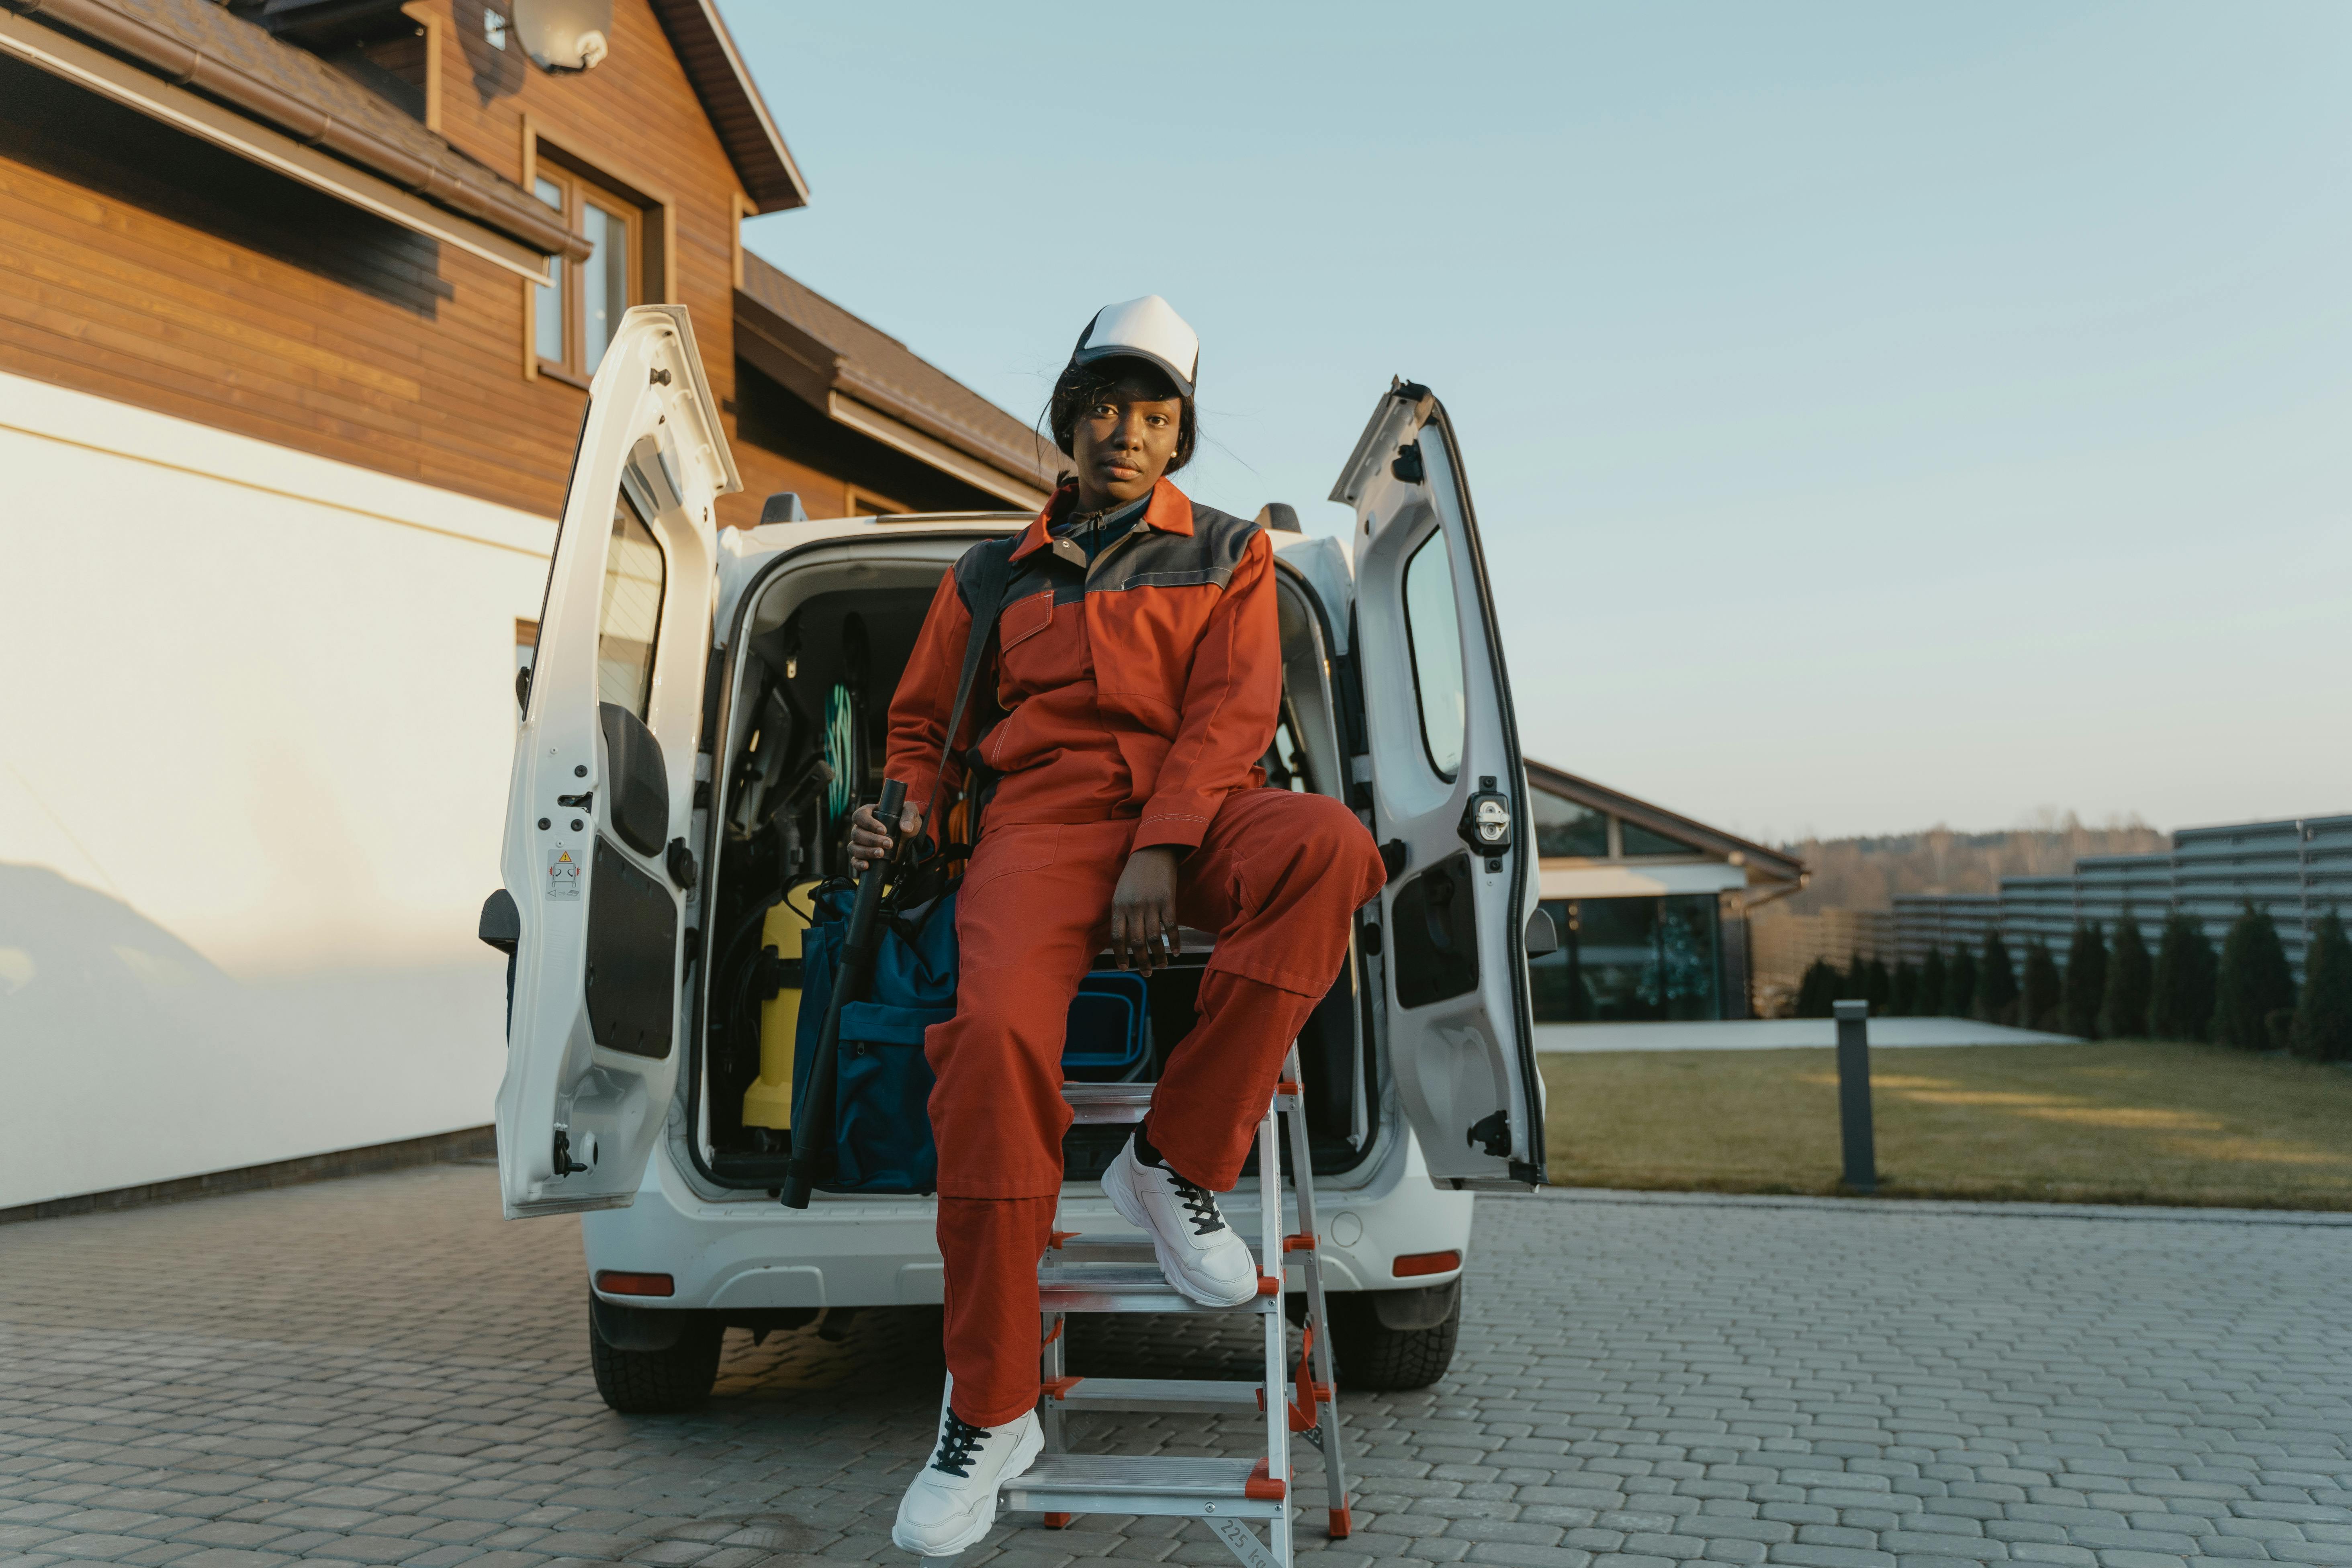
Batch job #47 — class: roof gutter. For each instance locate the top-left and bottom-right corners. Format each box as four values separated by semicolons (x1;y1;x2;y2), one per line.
734;291;1053;509
3;0;589;262
1741;874;1809;913
824;391;1049;512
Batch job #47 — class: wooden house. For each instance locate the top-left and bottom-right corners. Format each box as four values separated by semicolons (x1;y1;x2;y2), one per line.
0;0;1053;1212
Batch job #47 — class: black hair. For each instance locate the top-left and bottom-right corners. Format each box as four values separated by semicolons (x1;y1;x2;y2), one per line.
1045;354;1198;475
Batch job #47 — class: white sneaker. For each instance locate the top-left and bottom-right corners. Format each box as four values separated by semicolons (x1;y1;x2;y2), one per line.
1101;1133;1260;1308
892;1376;1042;1558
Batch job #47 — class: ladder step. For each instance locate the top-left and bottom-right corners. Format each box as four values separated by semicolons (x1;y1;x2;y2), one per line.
1051;1240;1302;1267
1048;1376;1265;1413
1061;1084;1153;1124
1060;1083;1300;1122
1004;1454;1284;1520
1039;1264;1278;1315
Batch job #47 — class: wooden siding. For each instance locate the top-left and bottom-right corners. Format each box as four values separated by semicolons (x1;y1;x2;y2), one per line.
0;0;936;529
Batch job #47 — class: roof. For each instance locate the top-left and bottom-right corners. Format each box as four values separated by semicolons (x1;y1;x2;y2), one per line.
736;253;1061;509
643;0;806;213
1524;758;1808;885
18;0;807;255
19;0;583;258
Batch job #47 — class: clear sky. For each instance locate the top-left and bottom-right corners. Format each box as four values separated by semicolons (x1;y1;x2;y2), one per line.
723;2;2352;844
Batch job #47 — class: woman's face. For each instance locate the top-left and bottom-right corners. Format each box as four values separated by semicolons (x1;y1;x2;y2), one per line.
1070;373;1183;508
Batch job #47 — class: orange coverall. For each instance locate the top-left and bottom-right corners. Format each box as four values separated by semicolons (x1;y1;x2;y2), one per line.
884;477;1385;1427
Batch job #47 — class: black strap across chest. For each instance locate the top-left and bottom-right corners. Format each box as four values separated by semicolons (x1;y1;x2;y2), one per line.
921;536;1015;830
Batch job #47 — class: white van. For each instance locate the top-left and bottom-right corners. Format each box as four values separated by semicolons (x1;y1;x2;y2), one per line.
483;306;1550;1414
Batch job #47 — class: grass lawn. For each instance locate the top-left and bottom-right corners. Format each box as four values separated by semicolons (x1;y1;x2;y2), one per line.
1540;1040;2352;1209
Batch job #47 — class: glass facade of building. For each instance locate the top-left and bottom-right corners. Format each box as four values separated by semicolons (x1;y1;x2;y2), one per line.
1531;894;1723;1022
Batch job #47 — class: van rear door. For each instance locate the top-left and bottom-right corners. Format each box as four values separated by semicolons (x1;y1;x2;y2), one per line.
1332;381;1545;1189
493;305;740;1218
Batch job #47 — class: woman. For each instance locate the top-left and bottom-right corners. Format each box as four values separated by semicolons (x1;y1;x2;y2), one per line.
849;296;1384;1557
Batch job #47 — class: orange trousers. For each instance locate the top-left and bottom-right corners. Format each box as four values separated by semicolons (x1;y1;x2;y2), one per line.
927;787;1384;1427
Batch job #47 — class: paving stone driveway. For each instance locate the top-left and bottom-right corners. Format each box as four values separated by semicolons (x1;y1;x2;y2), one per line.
2;1167;2349;1568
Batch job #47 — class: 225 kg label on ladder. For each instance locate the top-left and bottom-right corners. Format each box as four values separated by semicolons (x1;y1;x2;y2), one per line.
1205;1515;1279;1568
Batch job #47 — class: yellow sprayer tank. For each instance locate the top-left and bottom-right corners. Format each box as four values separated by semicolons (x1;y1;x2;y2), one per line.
739;889;811;1130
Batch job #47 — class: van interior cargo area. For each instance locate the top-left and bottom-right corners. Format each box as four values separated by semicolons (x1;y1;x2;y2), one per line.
691;541;1376;1193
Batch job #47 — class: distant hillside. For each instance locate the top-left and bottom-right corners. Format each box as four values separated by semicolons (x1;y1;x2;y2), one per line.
1779;813;2168;914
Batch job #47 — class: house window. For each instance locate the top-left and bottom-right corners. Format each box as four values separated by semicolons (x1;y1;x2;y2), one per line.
1622;819;1698;857
1531;895;1722;1023
1532;788;1608;858
534;163;641;382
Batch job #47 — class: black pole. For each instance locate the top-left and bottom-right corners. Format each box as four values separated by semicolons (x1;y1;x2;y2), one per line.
779;778;906;1209
1833;998;1875;1192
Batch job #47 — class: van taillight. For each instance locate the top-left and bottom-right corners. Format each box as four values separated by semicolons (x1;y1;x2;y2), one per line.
1391;1250;1461;1278
595;1270;675;1296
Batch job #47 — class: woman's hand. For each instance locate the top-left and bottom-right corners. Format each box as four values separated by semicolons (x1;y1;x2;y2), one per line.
847;799;921;873
1110;846;1183;975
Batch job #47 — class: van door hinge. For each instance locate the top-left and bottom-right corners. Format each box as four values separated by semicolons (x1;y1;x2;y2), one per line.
1467;1110;1509;1157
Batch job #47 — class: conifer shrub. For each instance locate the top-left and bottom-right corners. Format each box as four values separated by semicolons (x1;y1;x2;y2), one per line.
2213;900;2295;1052
1947;945;1977;1019
2021;937;2062;1032
2150;911;2217;1042
1920;945;1948;1018
1889;959;1918;1017
2292;908;2352;1063
1795;958;1838;1018
2098;910;2150;1040
2062;920;2107;1039
1979;931;2020;1025
1864;957;1892;1013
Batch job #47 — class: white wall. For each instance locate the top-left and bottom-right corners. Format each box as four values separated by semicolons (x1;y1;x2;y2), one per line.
0;371;554;1209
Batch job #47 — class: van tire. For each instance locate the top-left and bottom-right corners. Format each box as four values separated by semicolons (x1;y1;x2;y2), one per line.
588;1305;724;1413
1323;1280;1461;1391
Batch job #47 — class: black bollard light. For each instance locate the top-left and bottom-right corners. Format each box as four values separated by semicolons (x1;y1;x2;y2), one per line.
1833;998;1877;1193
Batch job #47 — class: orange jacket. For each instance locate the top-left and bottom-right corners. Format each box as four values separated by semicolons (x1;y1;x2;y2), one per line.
884;478;1279;853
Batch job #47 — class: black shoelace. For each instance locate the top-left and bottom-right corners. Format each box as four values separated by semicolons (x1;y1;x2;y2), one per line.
1167;1169;1227;1237
931;1410;988;1478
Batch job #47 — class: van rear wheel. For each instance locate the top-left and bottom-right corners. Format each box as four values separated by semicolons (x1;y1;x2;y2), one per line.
1323;1279;1461;1391
587;1297;724;1413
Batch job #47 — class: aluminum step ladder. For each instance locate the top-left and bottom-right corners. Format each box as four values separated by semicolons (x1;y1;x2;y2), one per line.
997;1045;1352;1568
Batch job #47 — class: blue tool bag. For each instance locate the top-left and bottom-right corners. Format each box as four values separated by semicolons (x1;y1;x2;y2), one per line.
791;881;955;1194
789;881;1156;1193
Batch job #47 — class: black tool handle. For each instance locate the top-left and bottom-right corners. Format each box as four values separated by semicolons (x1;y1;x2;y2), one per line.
780;778;907;1209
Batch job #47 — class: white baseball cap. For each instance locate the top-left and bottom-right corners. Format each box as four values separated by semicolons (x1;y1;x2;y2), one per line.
1072;295;1199;399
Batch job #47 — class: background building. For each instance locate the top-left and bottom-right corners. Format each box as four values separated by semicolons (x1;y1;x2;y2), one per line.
1524;761;1806;1023
0;0;1052;1212
1894;814;2352;981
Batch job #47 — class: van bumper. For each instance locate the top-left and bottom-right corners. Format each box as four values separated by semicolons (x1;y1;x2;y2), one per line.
582;1125;1474;1312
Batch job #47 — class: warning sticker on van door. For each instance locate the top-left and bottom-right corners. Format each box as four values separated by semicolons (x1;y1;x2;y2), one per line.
546;846;581;900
